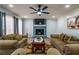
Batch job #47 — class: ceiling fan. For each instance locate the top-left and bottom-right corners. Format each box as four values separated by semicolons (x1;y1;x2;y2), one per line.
29;5;50;16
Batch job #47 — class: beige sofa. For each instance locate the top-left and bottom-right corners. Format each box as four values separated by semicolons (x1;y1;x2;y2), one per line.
50;33;79;54
0;34;27;55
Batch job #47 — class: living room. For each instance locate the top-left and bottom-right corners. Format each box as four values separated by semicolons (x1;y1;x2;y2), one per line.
0;4;79;55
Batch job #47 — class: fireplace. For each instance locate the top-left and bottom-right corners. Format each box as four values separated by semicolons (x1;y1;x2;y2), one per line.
33;18;47;37
33;26;46;37
36;29;44;35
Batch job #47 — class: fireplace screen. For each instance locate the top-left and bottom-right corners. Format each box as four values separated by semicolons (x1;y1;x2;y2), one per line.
35;29;44;35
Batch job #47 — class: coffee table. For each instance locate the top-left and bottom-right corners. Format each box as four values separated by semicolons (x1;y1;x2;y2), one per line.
32;39;45;53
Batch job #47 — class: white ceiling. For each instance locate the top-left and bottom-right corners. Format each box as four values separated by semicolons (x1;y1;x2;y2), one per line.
0;4;79;18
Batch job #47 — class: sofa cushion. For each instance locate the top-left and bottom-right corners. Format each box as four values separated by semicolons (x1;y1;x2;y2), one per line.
14;34;22;41
1;34;23;41
63;35;70;42
66;36;79;44
59;33;65;41
70;36;78;41
51;34;60;39
2;35;14;40
0;40;18;49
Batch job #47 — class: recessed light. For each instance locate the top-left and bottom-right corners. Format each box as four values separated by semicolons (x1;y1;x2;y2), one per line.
8;4;14;8
52;16;56;18
65;5;70;8
22;16;28;18
67;16;72;18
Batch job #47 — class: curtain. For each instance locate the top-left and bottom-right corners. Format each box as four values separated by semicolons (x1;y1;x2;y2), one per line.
14;16;18;34
0;11;6;36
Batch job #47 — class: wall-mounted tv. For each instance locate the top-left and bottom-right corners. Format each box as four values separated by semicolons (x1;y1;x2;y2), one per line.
34;18;46;25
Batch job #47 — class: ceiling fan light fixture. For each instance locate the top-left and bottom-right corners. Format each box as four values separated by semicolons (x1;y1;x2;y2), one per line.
40;9;43;12
52;16;56;18
37;12;42;15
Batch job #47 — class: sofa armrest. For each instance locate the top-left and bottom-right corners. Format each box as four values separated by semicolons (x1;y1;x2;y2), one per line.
64;44;79;55
0;40;18;49
47;48;61;55
17;38;27;48
11;48;27;55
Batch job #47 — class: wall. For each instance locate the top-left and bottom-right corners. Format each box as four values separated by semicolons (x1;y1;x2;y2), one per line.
22;18;57;37
57;8;79;38
47;19;57;37
22;19;33;37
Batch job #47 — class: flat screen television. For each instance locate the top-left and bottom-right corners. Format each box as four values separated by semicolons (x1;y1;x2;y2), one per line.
34;19;46;25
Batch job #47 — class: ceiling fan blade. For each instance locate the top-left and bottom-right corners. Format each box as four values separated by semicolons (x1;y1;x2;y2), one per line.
30;12;37;14
38;5;41;11
29;7;37;11
42;6;48;10
38;5;41;8
42;12;50;14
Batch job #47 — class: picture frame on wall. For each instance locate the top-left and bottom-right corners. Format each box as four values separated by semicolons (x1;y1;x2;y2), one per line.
67;15;79;29
75;15;79;28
